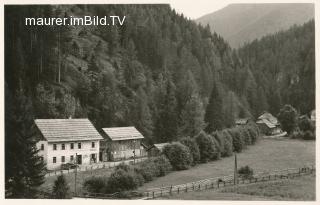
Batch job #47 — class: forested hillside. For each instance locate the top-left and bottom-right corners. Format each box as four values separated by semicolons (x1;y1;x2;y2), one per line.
5;5;315;144
196;3;314;48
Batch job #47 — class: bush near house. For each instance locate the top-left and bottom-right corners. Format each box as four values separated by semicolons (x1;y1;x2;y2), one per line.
179;136;201;165
153;155;172;176
195;131;217;163
163;142;193;170
105;169;142;193
83;176;107;193
52;175;72;199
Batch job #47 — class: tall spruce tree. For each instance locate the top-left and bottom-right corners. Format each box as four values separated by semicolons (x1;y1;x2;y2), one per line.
178;94;205;137
205;82;224;132
5;89;45;198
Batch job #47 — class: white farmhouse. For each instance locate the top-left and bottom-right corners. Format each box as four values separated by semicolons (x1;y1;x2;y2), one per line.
35;118;103;170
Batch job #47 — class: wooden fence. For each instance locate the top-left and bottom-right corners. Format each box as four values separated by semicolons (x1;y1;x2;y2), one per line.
143;164;315;199
45;157;147;177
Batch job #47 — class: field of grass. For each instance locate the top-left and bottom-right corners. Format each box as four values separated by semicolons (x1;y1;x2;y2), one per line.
161;174;315;200
139;138;315;191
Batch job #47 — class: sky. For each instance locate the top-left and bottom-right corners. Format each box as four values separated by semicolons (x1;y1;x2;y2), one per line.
168;0;230;19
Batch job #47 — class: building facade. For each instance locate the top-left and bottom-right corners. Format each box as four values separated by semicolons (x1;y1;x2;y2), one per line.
35;119;103;170
256;112;282;135
101;127;146;161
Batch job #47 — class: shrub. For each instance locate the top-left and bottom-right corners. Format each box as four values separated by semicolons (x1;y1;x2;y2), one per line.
106;169;140;193
290;129;303;139
220;130;233;157
179;136;201;165
229;128;245;152
247;125;259;144
152;155;172;176
115;163;131;172
298;116;313;132
212;131;224;156
303;130;315;140
134;160;158;182
238;165;254;180
195;131;217;162
278;104;298;134
163;142;192;170
210;135;221;160
240;127;252;145
83;176;107;193
52;175;71;199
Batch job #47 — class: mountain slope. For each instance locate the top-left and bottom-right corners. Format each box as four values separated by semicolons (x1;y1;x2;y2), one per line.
196;3;314;48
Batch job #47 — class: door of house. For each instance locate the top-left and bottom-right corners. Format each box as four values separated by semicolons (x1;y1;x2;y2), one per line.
91;153;97;163
77;154;82;165
99;152;102;162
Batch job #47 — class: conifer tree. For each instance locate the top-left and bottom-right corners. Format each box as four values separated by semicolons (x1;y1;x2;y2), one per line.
52;175;71;199
204;82;224;132
5;89;46;198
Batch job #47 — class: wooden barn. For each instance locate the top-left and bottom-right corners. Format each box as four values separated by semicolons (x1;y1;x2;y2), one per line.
147;143;170;157
100;127;146;161
256;112;282;135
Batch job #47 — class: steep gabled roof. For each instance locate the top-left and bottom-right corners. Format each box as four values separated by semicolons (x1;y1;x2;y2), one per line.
102;126;144;141
35;119;103;142
258;112;278;125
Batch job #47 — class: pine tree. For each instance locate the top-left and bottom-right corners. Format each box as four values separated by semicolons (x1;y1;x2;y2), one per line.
133;88;154;142
204;82;224;132
5;89;45;198
52;175;71;199
155;80;179;142
178;94;205;137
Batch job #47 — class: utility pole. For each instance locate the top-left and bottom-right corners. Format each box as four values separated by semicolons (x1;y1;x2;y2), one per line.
74;153;77;196
234;153;238;185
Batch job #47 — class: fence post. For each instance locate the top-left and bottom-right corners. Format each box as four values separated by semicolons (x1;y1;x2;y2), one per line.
193;183;195;190
211;182;214;189
205;184;207;190
185;185;188;192
178;187;180;194
170;185;173;195
152;192;154;199
217;181;220;188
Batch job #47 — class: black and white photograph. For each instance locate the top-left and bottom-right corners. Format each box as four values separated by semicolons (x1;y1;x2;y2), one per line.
3;0;317;201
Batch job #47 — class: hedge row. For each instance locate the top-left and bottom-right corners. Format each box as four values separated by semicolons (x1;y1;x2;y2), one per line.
83;155;172;195
163;123;260;169
83;124;260;196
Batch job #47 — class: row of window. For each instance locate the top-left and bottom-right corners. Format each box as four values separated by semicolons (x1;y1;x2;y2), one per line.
40;142;96;151
52;155;74;163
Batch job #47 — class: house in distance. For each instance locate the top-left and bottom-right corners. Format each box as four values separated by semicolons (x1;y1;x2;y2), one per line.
147;142;170;157
256;112;282;135
101;127;146;161
35;118;103;170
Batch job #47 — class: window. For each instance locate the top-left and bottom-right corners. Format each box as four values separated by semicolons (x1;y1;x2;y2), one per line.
70;143;74;149
61;144;65;150
61;156;65;163
92;142;95;148
70;155;74;162
40;144;44;150
53;157;56;163
53;144;57;150
78;142;81;149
